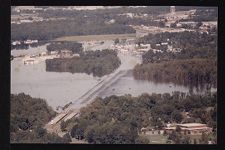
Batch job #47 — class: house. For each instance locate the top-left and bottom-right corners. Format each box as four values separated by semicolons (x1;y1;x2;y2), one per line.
165;22;171;28
40;52;47;56
24;59;36;65
105;19;115;24
24;39;38;44
138;44;151;52
140;127;165;135
152;49;163;53
176;23;182;27
164;123;213;135
178;21;198;28
161;42;168;46
12;41;21;45
20;19;33;23
73;53;80;57
60;49;73;58
50;51;58;55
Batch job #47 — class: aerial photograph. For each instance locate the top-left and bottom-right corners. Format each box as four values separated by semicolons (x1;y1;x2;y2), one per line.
10;6;217;144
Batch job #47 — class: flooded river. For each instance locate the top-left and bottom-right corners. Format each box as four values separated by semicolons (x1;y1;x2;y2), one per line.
11;44;216;110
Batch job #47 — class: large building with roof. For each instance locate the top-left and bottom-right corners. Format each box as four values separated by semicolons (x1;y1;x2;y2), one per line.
164;123;213;135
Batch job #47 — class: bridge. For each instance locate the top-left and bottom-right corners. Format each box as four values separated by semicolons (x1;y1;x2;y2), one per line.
44;50;141;135
44;68;130;134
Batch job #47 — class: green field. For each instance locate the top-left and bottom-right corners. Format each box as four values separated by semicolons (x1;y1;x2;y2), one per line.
140;134;169;144
188;134;202;144
54;33;136;42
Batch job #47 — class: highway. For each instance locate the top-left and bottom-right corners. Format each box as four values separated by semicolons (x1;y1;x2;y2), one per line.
44;52;141;134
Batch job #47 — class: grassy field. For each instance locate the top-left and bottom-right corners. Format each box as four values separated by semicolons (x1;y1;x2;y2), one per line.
188;134;202;144
140;134;169;144
54;33;136;42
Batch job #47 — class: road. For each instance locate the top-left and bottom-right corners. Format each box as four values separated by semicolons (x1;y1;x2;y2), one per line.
44;52;141;134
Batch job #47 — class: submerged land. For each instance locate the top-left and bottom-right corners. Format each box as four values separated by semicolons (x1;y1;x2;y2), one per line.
11;6;217;144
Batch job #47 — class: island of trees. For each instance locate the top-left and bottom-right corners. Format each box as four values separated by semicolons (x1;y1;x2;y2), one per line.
61;92;216;144
46;49;121;77
10;93;71;143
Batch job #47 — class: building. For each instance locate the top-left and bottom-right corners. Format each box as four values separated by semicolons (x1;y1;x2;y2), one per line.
24;39;38;44
178;21;198;28
164;123;213;135
24;59;35;65
161;42;168;46
50;51;58;55
137;44;151;52
105;19;115;24
170;6;175;14
59;49;73;58
12;41;21;45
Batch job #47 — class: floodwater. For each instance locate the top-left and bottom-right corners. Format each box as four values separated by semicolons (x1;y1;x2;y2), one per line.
11;44;217;110
99;70;217;98
11;44;99;110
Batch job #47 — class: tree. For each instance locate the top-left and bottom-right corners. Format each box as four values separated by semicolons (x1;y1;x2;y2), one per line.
196;22;203;28
170;23;177;28
10;93;68;143
180;136;191;144
36;126;47;138
135;136;150;144
199;132;209;144
62;133;72;143
114;38;120;45
60;121;67;131
171;110;183;123
175;126;181;133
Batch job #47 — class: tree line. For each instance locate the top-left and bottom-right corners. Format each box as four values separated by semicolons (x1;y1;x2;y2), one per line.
133;58;217;88
11;19;135;41
138;31;217;53
46;42;83;54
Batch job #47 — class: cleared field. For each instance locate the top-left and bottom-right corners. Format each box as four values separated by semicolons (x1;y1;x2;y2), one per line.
54;33;136;42
140;134;168;144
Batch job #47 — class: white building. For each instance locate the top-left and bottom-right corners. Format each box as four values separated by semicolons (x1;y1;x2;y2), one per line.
24;39;38;44
12;41;21;45
161;42;168;46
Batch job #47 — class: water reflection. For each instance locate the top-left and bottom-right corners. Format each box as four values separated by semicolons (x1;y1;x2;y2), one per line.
99;70;217;98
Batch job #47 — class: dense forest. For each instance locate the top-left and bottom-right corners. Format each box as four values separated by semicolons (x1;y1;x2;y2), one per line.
141;48;217;64
11;20;135;41
10;6;172;41
46;42;83;54
46;49;121;77
35;6;170;19
138;31;217;54
133;59;217;87
63;92;216;144
10;93;71;143
181;8;218;22
134;31;217;87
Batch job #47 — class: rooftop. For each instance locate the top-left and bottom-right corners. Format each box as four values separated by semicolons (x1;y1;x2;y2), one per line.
177;123;207;128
